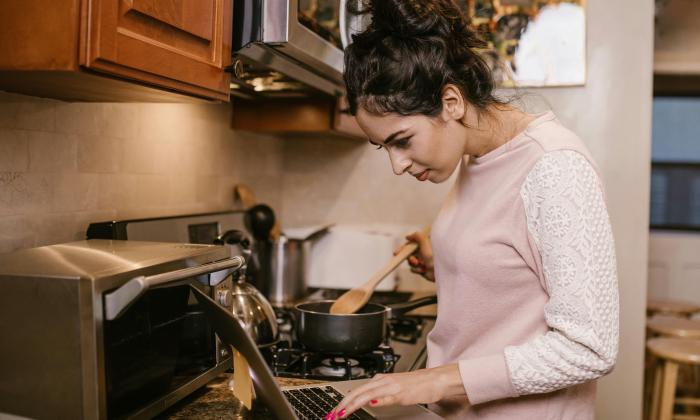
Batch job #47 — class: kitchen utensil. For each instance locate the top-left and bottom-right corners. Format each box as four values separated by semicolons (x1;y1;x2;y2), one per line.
244;204;276;241
296;296;437;354
270;219;282;242
330;226;430;314
230;273;279;346
267;226;330;306
234;184;257;209
214;229;278;346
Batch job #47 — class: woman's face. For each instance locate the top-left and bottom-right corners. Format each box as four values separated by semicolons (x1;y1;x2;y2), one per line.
356;107;467;184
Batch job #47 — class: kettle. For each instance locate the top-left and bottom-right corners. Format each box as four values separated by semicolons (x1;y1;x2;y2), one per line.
214;229;279;347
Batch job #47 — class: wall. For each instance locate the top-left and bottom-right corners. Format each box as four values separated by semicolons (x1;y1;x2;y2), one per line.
0;91;285;253
277;0;654;418
649;231;700;303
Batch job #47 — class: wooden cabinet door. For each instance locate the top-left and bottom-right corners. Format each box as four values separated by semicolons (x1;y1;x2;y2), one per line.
82;0;232;101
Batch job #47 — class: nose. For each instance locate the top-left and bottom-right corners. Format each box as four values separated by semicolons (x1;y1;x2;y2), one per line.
388;149;411;175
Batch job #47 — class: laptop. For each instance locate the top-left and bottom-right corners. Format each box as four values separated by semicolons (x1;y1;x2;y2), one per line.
191;286;443;420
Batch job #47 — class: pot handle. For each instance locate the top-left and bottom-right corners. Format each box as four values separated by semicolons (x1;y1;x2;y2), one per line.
387;295;437;317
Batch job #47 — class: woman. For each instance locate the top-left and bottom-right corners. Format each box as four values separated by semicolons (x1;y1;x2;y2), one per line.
327;1;619;419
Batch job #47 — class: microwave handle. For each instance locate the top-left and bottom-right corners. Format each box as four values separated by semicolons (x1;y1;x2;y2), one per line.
104;256;245;321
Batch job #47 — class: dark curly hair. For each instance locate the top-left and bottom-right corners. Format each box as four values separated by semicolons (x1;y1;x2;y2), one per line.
344;0;503;117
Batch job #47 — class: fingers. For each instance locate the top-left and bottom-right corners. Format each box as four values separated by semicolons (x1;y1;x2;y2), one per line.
405;230;430;249
393;229;431;255
408;255;427;274
328;377;394;419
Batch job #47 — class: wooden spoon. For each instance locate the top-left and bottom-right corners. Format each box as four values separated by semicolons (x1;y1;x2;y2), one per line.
330;227;429;315
234;184;257;209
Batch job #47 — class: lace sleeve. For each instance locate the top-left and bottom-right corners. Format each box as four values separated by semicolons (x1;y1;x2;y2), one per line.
505;150;619;395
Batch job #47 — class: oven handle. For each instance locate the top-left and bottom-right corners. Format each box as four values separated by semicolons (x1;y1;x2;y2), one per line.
104;256;245;321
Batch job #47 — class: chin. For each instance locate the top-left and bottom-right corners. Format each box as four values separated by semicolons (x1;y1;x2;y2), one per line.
429;172;449;184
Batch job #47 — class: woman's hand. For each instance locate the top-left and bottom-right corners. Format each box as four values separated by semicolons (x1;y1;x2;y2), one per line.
325;364;464;419
400;229;435;282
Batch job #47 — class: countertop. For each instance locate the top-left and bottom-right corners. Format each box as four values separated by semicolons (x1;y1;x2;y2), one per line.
157;374;325;419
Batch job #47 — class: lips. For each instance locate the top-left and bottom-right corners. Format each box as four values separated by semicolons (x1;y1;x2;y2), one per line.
414;170;430;181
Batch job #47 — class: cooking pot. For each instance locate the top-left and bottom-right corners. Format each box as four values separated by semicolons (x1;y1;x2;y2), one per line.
268;228;329;306
295;296;437;354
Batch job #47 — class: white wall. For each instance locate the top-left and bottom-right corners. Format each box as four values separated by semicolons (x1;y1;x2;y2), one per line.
649;231;700;303
277;0;654;418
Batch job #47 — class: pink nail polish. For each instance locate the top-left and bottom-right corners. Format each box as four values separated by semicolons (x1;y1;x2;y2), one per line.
338;409;346;418
370;399;378;405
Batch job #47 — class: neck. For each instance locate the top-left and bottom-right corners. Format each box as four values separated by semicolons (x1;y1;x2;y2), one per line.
462;105;533;158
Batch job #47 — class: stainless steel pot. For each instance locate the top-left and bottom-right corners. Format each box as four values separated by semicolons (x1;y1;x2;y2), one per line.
268;228;329;306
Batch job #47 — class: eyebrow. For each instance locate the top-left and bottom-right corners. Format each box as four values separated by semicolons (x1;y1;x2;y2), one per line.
369;129;408;146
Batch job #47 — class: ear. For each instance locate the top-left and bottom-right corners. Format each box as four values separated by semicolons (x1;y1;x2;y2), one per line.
439;84;466;122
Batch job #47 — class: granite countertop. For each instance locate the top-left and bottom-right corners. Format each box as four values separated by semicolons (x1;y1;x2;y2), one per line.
156;374;325;419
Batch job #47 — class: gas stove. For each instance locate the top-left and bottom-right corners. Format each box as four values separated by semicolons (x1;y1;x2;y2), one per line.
265;288;435;381
268;341;398;381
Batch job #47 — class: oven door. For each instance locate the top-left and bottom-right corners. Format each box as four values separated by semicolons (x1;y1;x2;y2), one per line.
102;257;243;420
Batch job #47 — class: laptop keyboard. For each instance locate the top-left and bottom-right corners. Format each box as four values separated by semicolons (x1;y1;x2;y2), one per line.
282;386;376;420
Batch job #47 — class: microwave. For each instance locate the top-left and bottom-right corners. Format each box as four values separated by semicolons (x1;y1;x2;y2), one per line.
231;0;367;97
0;240;244;420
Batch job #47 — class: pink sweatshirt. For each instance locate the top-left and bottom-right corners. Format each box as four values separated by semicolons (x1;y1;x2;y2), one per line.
426;112;619;419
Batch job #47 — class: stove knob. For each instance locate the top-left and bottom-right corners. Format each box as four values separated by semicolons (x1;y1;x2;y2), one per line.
217;289;232;307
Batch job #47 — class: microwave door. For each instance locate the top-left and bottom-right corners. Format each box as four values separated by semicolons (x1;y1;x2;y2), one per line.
264;0;344;83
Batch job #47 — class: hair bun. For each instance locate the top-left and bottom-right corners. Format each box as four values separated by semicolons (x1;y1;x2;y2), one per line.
343;0;499;117
357;0;465;38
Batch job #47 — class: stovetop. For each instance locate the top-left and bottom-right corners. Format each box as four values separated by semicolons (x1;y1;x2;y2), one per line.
265;288;435;381
268;341;399;381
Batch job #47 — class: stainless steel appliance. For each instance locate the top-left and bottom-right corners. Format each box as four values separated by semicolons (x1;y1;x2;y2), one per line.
0;240;244;420
86;210;247;245
87;210;269;298
87;212;436;387
230;0;367;97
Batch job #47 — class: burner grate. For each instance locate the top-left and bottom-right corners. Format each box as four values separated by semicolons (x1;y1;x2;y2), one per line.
389;316;424;344
269;342;400;381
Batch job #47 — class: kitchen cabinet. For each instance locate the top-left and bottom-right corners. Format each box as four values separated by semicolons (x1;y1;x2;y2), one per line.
0;0;232;102
230;97;366;140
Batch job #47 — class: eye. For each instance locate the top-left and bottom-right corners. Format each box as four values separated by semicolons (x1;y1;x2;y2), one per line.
393;137;412;149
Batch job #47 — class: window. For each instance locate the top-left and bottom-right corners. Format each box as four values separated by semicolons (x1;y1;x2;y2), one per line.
650;97;700;230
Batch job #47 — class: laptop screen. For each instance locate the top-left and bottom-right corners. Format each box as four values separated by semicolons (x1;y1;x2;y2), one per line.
191;286;296;420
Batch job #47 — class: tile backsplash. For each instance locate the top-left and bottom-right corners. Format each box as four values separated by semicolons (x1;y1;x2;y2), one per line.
0;92;285;252
0;91;449;255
